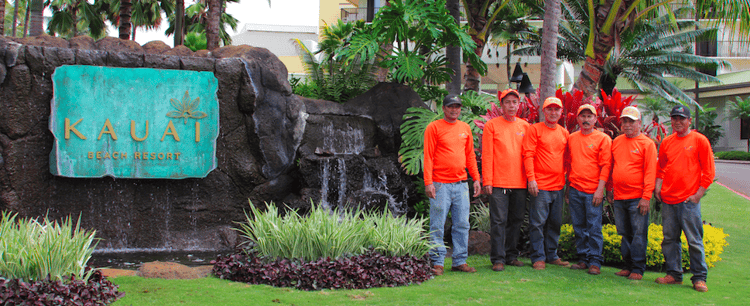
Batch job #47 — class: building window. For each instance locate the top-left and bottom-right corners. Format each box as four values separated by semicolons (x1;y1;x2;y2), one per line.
742;117;749;140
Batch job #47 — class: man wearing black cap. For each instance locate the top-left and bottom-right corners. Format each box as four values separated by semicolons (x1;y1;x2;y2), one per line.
423;95;482;276
654;105;715;292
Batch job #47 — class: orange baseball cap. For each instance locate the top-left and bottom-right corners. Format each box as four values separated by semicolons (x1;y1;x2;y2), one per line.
620;106;641;120
543;97;563;109
577;104;597;116
498;89;520;102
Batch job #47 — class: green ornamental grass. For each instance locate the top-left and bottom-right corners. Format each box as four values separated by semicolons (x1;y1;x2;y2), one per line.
235;201;435;261
0;211;98;283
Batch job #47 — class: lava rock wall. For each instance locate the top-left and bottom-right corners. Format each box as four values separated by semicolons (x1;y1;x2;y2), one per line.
0;35;422;251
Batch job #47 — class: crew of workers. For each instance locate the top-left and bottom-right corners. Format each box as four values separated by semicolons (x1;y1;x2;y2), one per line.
423;91;715;293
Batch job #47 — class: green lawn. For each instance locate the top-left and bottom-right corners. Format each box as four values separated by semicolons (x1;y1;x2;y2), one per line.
111;184;750;305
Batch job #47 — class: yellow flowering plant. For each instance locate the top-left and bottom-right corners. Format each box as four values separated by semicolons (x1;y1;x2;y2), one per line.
559;223;729;269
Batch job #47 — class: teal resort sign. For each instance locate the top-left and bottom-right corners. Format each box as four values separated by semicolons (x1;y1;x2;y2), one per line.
49;65;219;178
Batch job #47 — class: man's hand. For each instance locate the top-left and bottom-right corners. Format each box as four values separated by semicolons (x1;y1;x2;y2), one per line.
638;198;650;215
426;184;436;199
473;180;482;197
483;185;493;195
528;180;539;197
687;187;707;203
654;178;663;202
593;186;605;207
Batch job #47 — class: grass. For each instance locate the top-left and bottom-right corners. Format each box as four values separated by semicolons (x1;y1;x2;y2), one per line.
110;184;750;305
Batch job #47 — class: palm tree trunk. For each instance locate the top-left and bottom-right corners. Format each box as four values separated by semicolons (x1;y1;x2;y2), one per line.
445;0;462;95
22;0;30;37
375;0;392;82
71;5;78;37
12;0;21;37
28;0;44;37
1;0;6;35
572;0;631;99
175;0;184;46
206;0;221;50
119;0;133;39
539;0;561;105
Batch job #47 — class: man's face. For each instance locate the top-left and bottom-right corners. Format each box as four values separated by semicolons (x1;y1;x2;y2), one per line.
621;117;641;137
443;104;462;121
501;95;520;117
577;110;597;132
671;115;691;134
544;106;563;124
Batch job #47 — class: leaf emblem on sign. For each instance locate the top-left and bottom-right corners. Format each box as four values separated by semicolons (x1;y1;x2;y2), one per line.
167;91;208;124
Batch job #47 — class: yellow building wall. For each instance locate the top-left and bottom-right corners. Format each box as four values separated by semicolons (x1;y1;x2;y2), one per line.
279;56;305;75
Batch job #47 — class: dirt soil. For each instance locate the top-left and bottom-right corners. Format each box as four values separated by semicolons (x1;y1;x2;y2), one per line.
100;261;213;279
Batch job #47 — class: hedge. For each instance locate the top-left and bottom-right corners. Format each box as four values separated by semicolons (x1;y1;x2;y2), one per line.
715;151;750;161
559;223;729;269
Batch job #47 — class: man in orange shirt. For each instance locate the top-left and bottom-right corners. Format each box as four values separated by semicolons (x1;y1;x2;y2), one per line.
424;94;482;276
482;89;530;272
566;104;611;275
522;97;570;270
654;105;715;292
607;106;657;281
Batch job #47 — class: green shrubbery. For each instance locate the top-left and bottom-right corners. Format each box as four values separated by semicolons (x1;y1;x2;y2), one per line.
559;223;729;269
235;201;435;261
0;211;97;282
715;150;750;161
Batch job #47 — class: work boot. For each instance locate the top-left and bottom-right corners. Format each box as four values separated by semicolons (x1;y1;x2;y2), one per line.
627;273;643;280
507;259;525;267
451;264;477;273
548;258;570;267
492;263;505;272
693;281;708;292
432;265;444;276
570;262;587;270
615;269;631;277
532;261;546;270
655;274;683;285
587;265;601;275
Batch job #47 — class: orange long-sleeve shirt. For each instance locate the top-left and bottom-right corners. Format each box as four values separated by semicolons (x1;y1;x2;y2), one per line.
611;134;657;200
567;130;611;194
523;122;569;191
423;119;480;185
657;131;715;205
482;116;530;189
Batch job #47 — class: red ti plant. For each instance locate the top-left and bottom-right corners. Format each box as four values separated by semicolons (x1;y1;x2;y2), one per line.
599;88;636;139
643;118;668;147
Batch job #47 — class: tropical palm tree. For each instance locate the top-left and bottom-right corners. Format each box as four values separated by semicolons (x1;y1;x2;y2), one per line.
1;0;6;35
461;0;512;92
47;0;107;38
27;0;44;36
514;2;728;105
488;0;541;82
539;0;562;103
727;95;750;152
165;0;239;46
130;0;173;41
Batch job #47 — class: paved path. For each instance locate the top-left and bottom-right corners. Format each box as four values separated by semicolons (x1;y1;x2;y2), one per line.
714;161;750;198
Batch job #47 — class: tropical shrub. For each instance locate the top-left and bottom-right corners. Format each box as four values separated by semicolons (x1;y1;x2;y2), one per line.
0;211;97;282
559;223;729;269
0;211;123;305
696;105;725;147
715;151;750;161
212;249;432;291
470;201;491;233
234;201;434;261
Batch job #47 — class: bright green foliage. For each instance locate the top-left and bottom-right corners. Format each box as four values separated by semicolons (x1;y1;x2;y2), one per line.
184;31;207;51
559;223;729;269
165;0;239;46
339;0;485;102
235;201;434;261
291;20;377;103
715;150;750;161
47;0;107;38
696;105;724;147
0;211;98;282
398;107;443;176
470;201;490;233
